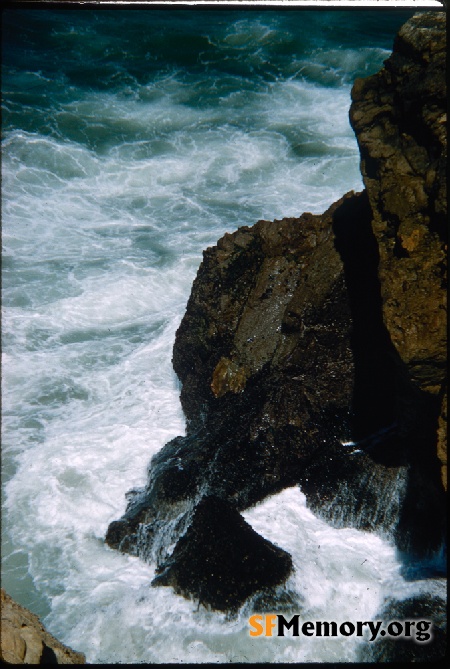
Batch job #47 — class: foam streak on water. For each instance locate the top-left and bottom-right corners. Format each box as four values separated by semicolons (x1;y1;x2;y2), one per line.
2;8;422;663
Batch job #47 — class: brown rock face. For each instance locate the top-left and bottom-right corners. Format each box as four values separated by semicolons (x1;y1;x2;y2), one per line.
106;192;365;597
173;193;357;467
0;589;85;665
350;11;447;487
106;11;446;611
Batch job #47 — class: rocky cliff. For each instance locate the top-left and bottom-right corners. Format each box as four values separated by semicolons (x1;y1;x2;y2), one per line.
0;589;85;665
106;9;446;626
350;10;447;489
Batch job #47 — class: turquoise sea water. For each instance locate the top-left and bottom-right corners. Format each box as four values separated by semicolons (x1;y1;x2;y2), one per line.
4;8;441;663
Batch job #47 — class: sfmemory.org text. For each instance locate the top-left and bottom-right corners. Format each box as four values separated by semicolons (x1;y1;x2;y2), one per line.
248;615;432;642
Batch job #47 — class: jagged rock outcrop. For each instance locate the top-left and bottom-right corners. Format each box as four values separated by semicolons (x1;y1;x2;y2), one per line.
106;192;364;608
106;11;446;615
0;589;85;665
350;10;447;488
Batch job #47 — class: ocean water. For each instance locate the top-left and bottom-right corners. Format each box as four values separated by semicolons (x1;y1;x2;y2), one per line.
2;7;439;663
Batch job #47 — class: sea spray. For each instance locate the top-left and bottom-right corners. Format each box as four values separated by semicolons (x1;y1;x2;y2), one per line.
2;8;425;662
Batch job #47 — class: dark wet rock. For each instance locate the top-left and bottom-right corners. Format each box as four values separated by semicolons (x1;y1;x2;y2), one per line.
172;192;358;505
106;193;359;577
106;12;447;613
357;583;447;663
151;496;292;612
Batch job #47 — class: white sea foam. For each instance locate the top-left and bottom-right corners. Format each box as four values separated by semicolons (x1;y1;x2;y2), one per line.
2;17;415;662
14;486;409;664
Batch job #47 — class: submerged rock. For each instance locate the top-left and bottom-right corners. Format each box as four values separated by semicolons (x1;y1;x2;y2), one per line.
106;11;446;613
0;589;85;665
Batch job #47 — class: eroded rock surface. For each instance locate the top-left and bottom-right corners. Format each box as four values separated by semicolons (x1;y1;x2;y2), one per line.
106;11;446;612
0;589;85;665
350;10;447;487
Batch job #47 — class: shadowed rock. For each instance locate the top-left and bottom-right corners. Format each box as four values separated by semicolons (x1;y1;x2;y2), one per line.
152;496;292;612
